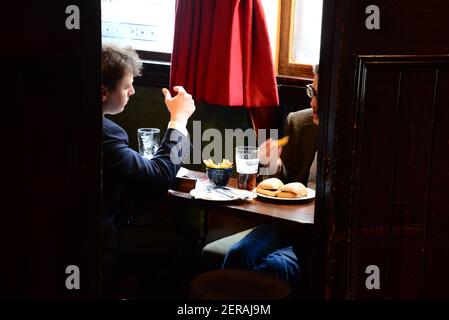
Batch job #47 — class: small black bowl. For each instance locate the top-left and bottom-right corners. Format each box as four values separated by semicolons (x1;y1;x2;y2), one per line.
206;167;233;187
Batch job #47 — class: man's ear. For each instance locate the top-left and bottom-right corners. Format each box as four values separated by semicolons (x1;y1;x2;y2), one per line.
101;85;109;102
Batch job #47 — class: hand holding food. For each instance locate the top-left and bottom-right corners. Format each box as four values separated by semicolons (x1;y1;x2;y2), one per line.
259;137;289;167
277;136;289;147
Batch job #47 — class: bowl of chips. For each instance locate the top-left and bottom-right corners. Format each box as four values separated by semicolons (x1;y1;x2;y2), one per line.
203;159;233;186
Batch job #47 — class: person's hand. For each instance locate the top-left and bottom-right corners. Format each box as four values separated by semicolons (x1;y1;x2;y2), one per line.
259;138;283;175
162;86;195;127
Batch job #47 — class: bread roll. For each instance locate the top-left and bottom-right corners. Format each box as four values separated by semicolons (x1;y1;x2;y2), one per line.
276;191;298;198
279;182;308;197
257;178;284;190
256;187;281;197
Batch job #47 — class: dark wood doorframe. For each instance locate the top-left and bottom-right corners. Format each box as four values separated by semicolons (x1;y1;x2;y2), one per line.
1;1;102;298
307;0;340;299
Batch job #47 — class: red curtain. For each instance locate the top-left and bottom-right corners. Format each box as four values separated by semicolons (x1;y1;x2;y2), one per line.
170;0;279;115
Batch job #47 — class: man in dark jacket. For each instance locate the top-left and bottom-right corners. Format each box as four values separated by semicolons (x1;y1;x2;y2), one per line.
102;43;195;228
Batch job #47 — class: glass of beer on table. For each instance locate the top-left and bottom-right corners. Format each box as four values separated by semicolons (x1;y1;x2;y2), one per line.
235;146;259;191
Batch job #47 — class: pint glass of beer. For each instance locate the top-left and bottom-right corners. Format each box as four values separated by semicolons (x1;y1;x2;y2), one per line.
235;146;259;191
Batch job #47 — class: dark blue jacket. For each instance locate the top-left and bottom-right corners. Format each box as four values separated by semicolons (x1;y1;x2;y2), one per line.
102;117;189;228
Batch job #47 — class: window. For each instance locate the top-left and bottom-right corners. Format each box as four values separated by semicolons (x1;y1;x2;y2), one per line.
101;0;323;81
277;0;323;79
101;0;175;62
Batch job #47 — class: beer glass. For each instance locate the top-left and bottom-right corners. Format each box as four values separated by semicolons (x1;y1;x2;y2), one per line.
235;146;259;191
137;128;160;160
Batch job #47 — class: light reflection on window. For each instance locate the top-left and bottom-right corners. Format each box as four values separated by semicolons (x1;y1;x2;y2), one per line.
292;0;323;65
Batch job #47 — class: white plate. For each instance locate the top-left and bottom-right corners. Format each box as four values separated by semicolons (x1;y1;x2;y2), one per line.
256;188;316;201
189;188;240;201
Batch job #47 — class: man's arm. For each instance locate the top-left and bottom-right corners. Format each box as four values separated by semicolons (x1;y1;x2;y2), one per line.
103;126;189;192
103;84;195;193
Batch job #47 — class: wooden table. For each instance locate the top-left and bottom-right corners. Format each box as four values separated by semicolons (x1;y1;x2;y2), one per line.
167;170;315;227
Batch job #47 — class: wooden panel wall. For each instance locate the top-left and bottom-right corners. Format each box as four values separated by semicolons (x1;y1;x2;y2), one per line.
322;55;449;299
317;0;449;299
348;56;449;299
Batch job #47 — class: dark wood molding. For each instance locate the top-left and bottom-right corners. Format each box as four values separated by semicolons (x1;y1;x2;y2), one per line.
134;61;170;87
276;75;313;87
136;51;171;62
356;54;449;65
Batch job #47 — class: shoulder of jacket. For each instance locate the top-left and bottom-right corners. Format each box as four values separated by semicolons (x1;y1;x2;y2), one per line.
288;108;312;121
286;108;313;128
103;117;127;139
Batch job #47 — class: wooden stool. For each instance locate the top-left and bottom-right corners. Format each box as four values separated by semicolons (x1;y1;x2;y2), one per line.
189;269;291;300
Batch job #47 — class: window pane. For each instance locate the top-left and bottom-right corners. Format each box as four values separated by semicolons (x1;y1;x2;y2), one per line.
101;0;176;53
292;0;323;65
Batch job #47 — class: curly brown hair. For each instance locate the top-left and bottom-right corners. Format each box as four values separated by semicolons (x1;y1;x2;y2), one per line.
102;43;143;90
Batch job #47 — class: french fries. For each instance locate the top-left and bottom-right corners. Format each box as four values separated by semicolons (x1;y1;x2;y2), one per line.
277;136;289;147
203;158;233;169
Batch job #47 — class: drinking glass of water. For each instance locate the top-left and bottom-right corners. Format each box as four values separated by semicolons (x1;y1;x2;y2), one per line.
235;146;259;191
137;128;160;160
